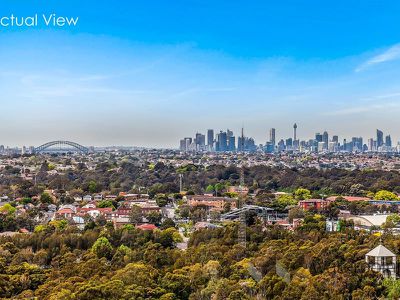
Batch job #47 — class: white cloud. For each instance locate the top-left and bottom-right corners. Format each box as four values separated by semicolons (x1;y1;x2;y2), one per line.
356;44;400;72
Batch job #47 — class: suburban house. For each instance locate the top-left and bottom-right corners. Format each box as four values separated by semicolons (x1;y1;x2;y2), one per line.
186;195;237;211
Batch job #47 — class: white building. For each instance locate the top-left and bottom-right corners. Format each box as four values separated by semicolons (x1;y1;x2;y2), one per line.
365;245;397;279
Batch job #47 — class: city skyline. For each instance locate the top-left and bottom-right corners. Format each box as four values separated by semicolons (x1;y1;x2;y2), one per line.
0;124;398;150
179;125;396;153
2;1;400;147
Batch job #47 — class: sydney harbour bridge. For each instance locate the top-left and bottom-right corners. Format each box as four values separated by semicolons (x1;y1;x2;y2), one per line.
34;141;89;154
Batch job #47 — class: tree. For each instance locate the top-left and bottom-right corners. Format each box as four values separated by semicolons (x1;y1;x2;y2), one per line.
223;202;232;213
178;206;190;219
91;237;113;259
273;194;297;211
210;211;221;222
98;200;115;209
155;194;169;207
161;272;192;299
206;185;215;193
375;190;398;201
88;180;98;193
147;212;162;225
349;184;366;196
288;207;305;223
294;188;311;200
382;214;400;229
0;203;16;215
21;198;32;205
383;279;400;299
129;205;143;224
161;218;176;230
215;183;225;195
40;192;53;204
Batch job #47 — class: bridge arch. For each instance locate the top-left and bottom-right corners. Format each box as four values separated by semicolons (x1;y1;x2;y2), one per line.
34;141;89;154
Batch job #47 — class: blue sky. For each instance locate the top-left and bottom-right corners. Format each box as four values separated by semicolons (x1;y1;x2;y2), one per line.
1;1;400;147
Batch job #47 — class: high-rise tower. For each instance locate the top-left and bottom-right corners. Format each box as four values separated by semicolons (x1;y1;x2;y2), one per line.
322;131;329;150
377;129;384;148
269;128;276;145
293;123;297;141
207;129;214;150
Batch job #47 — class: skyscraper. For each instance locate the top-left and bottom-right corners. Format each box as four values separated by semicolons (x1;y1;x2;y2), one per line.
286;138;293;148
351;137;363;152
227;129;234;151
269;128;276;145
207;129;214;150
179;139;186;151
367;138;374;151
217;131;228;152
229;136;236;151
322;131;329;150
195;133;206;150
385;135;392;147
377;129;384;148
315;133;323;143
180;137;192;151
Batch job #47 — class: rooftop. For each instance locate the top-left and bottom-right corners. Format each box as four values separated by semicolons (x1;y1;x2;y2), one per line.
366;245;396;257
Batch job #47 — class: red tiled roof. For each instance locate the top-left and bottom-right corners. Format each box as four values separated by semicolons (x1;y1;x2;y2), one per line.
56;208;75;214
77;207;112;213
136;224;157;231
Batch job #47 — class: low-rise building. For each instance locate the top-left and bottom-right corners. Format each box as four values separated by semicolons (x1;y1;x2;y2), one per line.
186;195;237;211
298;199;329;210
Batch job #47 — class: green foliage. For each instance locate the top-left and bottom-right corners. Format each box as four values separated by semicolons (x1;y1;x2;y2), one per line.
155;194;169;207
0;219;390;299
382;214;400;229
91;237;113;259
88;180;98;193
49;219;68;231
273;194;298;211
0;203;16;215
383;279;400;299
98;200;115;209
147;212;162;225
129;205;143;224
34;225;46;233
223;202;232;213
206;185;215;192
39;192;52;204
375;190;398;201
122;224;134;230
215;183;225;192
223;192;239;198
161;218;176;230
21;197;33;205
294;188;311;200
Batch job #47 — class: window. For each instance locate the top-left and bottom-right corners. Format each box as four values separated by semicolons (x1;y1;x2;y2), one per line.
367;256;375;265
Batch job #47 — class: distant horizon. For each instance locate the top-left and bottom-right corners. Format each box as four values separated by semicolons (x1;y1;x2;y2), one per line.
0;125;396;149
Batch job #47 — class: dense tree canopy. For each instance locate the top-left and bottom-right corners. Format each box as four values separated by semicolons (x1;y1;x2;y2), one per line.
0;219;395;299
